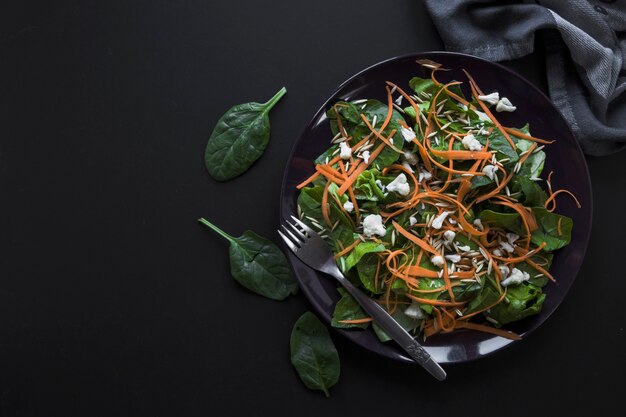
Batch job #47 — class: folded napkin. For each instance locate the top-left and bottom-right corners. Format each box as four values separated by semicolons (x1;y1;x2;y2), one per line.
423;0;626;156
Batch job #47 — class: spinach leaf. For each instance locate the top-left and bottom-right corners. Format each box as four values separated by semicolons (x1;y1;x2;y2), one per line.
354;169;386;201
478;209;524;235
343;242;385;272
198;218;298;300
408;77;437;96
517;139;545;178
331;288;369;329
464;281;502;316
296;185;354;251
204;87;286;181
373;306;422;342
488;283;545;325
356;253;384;294
511;176;548;207
326;99;405;168
530;208;573;251
290;311;340;397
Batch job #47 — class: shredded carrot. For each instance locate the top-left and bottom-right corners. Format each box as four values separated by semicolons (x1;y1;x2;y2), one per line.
336;142;387;196
338;317;373;324
544;189;582;211
454;321;522;340
321;181;332;227
333;238;361;259
503;126;555;144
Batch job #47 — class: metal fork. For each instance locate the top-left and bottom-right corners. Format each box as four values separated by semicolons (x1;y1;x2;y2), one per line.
279;216;446;381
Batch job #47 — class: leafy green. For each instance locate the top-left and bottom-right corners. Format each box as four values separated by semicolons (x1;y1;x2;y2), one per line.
354;169;386;201
296;185;353;251
343;242;385;272
530;207;573;251
478;209;524;235
326;99;405;167
373;305;422;342
204;87;286;181
331;288;369;329
464;278;502;315
356;253;384;294
198;218;297;300
488;283;545;325
511;176;548;207
517;139;545;178
290;311;340;397
409;77;437;96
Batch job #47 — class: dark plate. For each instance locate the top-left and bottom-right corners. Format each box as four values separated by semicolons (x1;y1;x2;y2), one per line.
279;52;592;364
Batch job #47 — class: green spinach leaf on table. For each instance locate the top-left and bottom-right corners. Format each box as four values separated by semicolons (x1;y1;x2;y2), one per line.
198;218;298;300
204;87;286;181
290;311;340;397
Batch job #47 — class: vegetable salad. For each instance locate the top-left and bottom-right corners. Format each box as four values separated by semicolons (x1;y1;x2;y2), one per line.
296;60;579;341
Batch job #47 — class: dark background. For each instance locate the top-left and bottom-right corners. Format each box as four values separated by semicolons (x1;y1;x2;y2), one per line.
0;1;624;416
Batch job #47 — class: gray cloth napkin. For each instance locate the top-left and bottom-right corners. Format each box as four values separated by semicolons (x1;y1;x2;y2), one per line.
423;0;626;156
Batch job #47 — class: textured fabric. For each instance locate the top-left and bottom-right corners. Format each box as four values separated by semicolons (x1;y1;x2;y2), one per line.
423;0;626;156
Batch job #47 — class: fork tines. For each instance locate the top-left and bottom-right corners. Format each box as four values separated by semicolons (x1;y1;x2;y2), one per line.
278;216;313;251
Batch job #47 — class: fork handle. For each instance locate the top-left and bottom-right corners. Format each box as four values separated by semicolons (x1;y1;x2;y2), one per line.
332;272;446;381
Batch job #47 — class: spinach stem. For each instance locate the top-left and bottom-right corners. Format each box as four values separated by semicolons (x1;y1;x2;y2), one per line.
198;218;234;242
262;86;287;113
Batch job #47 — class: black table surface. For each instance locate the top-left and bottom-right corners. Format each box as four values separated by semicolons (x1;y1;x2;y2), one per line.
1;1;624;416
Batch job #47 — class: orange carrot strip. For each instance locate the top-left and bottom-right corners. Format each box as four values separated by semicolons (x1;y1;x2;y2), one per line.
336;142;386;196
503;126;555;144
454;321;521;340
333;238;361;259
405;293;465;307
391;221;438;255
321;181;332;227
338;317;373;324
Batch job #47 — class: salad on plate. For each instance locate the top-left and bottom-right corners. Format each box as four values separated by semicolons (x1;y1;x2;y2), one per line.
295;60;580;342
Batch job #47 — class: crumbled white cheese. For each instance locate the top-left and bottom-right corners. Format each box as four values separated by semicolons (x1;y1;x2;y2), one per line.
462;134;482;151
361;150;370;164
478;92;500;106
409;216;418;226
400;125;417;142
402;162;415;173
457;244;471;252
506;233;519;244
473;109;492;122
395;95;404;106
501;268;530;287
448;218;457;225
500;241;515;253
482;164;498;180
404;300;425;319
473;218;483;230
343;201;354;212
498;265;510;278
430;255;445;267
362;214;386;237
418;169;432;183
339;142;352;160
443;230;456;242
386;174;410;196
496;97;516;112
445;254;461;263
403;151;419;165
375;179;385;192
431;211;450;229
493;248;503;257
